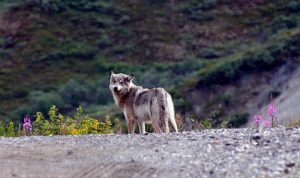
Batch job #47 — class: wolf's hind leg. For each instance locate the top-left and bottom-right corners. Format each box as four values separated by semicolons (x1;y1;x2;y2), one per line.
151;119;163;133
169;116;178;133
159;119;169;133
138;121;145;134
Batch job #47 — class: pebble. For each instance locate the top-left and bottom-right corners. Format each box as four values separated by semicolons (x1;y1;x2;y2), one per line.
0;128;299;178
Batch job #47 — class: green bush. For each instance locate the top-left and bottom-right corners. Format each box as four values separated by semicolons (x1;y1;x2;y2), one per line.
288;119;300;127
96;33;113;48
29;0;125;17
38;43;96;62
58;79;88;107
198;48;222;59
31;105;114;136
0;121;5;136
199;38;293;86
188;10;214;22
200;119;213;129
287;1;300;13
227;113;249;128
95;87;112;105
272;15;299;33
0;0;23;10
29;91;65;115
180;0;216;22
113;118;123;134
6;122;16;137
12;91;64;120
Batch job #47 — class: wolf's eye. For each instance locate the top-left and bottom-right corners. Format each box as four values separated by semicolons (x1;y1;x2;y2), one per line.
112;79;116;83
120;81;124;85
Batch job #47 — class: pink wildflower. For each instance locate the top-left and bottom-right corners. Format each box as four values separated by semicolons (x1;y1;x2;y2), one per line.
267;102;277;117
267;96;278;127
23;115;32;135
264;119;271;128
255;114;262;126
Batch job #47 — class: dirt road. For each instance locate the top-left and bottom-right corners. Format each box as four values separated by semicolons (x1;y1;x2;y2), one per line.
0;128;299;178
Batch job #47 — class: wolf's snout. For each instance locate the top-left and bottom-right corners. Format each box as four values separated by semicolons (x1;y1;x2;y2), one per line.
114;87;118;92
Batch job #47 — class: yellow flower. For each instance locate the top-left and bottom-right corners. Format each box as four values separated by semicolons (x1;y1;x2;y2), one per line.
71;129;79;135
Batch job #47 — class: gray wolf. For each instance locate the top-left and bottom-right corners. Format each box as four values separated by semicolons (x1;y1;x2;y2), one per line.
109;71;178;134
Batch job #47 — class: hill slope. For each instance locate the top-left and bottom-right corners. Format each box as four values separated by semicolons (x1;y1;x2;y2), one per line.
0;0;300;125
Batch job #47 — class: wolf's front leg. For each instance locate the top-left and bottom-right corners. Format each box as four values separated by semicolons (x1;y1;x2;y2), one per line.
127;119;136;134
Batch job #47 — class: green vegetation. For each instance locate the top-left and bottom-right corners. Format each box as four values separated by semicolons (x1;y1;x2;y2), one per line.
0;0;300;128
189;29;300;87
288;119;300;127
227;113;249;128
0;105;119;137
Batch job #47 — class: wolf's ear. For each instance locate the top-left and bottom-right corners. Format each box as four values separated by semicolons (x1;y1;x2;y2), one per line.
111;70;115;75
128;73;134;81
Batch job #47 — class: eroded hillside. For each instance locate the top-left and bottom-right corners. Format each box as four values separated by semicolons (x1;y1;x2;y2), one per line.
0;0;299;126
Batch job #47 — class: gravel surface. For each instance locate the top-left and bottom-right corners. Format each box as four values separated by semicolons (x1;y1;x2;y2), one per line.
0;128;300;178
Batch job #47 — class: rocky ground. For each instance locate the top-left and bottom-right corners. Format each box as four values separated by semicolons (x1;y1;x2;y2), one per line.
0;128;299;178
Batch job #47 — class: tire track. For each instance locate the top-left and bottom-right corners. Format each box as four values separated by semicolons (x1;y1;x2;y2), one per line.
74;160;162;178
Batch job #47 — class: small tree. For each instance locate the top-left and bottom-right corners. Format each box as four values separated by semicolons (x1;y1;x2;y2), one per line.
33;112;44;135
6;122;15;137
0;120;5;136
103;115;113;134
114;118;122;134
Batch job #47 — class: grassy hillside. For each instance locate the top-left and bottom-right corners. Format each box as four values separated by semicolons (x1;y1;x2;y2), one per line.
0;0;300;125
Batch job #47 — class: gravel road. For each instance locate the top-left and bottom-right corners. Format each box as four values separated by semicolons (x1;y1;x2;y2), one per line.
0;128;299;178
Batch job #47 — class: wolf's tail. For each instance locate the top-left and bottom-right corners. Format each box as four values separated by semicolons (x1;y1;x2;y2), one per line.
155;88;178;133
166;93;178;133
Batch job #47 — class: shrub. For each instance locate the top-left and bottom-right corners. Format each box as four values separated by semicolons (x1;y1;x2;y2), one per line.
198;48;222;59
33;112;44;135
208;106;224;127
78;117;100;134
188;10;214;22
29;105;114;136
96;33;112;48
175;113;184;131
287;1;300;13
288;119;300;127
0;120;5;136
58;79;88;107
113;118;123;134
200;119;213;129
272;15;299;33
29;0;119;15
12;105;32;121
101;115;113;134
227;113;249;128
180;0;217;22
6;122;15;137
29;91;65;115
199;44;286;86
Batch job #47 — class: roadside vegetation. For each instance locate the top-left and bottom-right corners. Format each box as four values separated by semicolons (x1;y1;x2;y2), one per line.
0;105;119;137
0;0;300;129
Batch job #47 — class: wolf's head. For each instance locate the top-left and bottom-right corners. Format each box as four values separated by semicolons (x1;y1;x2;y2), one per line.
109;71;134;96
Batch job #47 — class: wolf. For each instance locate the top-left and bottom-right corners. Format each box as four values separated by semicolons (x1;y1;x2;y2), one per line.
109;71;178;134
